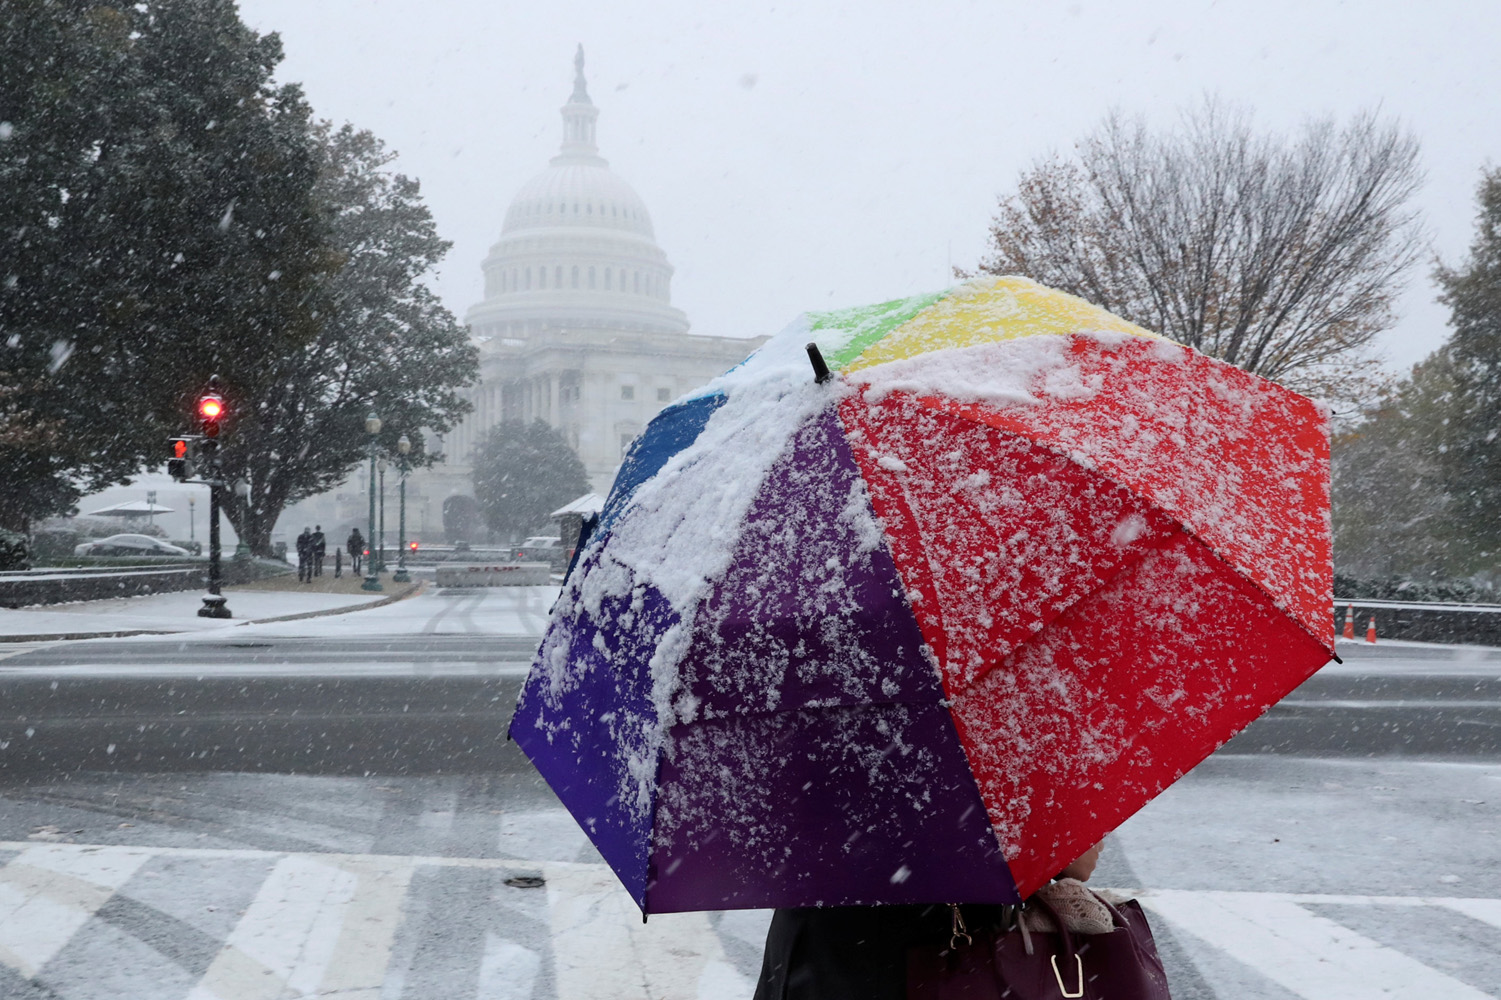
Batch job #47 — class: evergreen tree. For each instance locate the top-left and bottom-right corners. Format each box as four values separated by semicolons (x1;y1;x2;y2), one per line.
472;420;590;542
0;0;328;530
1332;168;1501;580
1431;169;1501;567
217;124;477;554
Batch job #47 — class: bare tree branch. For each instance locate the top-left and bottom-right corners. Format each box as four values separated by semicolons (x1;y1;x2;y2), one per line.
974;100;1426;404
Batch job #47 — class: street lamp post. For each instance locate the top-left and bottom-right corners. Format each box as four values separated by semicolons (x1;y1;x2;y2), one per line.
362;412;383;592
393;434;411;583
377;457;388;572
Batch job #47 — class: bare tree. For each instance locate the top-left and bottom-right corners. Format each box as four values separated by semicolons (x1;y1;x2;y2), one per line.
970;102;1426;402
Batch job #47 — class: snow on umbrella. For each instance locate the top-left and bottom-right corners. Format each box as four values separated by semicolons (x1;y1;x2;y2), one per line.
510;276;1334;914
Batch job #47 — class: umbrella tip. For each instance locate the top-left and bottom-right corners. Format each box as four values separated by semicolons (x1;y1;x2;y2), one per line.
1330;651;1343;664
806;343;832;384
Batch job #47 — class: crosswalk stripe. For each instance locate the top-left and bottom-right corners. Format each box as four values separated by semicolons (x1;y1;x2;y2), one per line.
0;844;150;978
542;862;753;1000
1439;898;1501;933
476;933;541;1000
1141;889;1495;1000
187;855;413;1000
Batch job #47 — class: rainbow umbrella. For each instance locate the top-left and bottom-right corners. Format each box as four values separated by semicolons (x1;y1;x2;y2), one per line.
510;276;1334;913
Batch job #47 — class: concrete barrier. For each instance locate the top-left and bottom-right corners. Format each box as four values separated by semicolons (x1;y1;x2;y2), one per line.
435;563;551;587
0;560;286;608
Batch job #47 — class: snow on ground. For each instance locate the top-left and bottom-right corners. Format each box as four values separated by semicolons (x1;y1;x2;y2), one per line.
1;755;1498;999
0;583;563;643
161;584;562;642
0;587;390;639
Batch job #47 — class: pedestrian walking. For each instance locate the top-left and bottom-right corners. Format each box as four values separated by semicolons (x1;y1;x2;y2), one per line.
347;527;364;576
295;527;313;583
311;525;326;577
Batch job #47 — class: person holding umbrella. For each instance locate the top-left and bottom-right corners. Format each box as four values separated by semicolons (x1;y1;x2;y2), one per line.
753;841;1114;999
509;277;1332;997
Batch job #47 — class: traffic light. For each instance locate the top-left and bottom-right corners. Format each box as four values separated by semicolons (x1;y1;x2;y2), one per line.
168;437;197;481
198;392;225;437
409;541;418;552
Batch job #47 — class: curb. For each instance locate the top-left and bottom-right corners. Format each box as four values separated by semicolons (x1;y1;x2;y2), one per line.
227;579;424;626
0;580;425;644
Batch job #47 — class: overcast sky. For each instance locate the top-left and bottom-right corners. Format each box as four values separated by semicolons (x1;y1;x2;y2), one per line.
236;0;1499;373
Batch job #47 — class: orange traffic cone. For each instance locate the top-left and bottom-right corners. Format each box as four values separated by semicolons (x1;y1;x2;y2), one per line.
1365;616;1377;644
1342;604;1355;640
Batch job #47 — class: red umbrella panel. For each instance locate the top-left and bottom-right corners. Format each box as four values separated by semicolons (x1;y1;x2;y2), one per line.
840;330;1333;896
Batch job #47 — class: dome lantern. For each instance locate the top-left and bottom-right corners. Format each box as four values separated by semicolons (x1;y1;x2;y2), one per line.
558;44;604;166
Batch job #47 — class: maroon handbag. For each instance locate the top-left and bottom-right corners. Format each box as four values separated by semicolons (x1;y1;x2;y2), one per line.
907;892;1171;999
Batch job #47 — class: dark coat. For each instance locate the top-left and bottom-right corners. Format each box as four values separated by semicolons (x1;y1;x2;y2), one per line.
295;531;312;559
311;531;326;557
346;530;363;556
754;904;1014;1000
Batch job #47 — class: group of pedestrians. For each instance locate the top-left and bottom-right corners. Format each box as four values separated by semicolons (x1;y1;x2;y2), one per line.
293;525;370;582
295;525;326;583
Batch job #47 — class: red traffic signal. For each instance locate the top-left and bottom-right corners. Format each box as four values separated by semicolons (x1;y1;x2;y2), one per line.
168;437;196;481
409;541;418;551
198;393;224;437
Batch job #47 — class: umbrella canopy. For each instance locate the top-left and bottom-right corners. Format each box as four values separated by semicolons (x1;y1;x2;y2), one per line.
88;501;175;517
511;276;1333;914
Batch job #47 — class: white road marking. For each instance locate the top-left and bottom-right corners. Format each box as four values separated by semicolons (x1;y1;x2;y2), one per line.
0;642;56;663
1140;889;1496;1000
1;842;1497;1000
1439;898;1501;932
498;809;590;863
188;854;412;1000
542;862;753;1000
0;661;533;679
0;844;150;978
476;933;541;1000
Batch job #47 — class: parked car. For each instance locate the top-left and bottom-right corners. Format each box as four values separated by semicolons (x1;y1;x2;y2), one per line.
513;535;566;569
73;534;193;558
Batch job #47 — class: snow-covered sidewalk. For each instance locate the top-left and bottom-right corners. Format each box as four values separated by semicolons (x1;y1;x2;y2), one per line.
0;586;399;641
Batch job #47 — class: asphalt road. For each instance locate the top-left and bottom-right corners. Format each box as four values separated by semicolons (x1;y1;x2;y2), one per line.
2;635;1498;779
0;636;539;778
1;609;1498;1000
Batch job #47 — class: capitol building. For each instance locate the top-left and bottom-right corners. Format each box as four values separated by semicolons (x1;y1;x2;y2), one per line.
417;49;763;522
296;50;765;544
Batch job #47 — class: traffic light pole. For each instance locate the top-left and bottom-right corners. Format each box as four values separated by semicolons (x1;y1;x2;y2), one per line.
198;477;231;618
194;375;231;619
